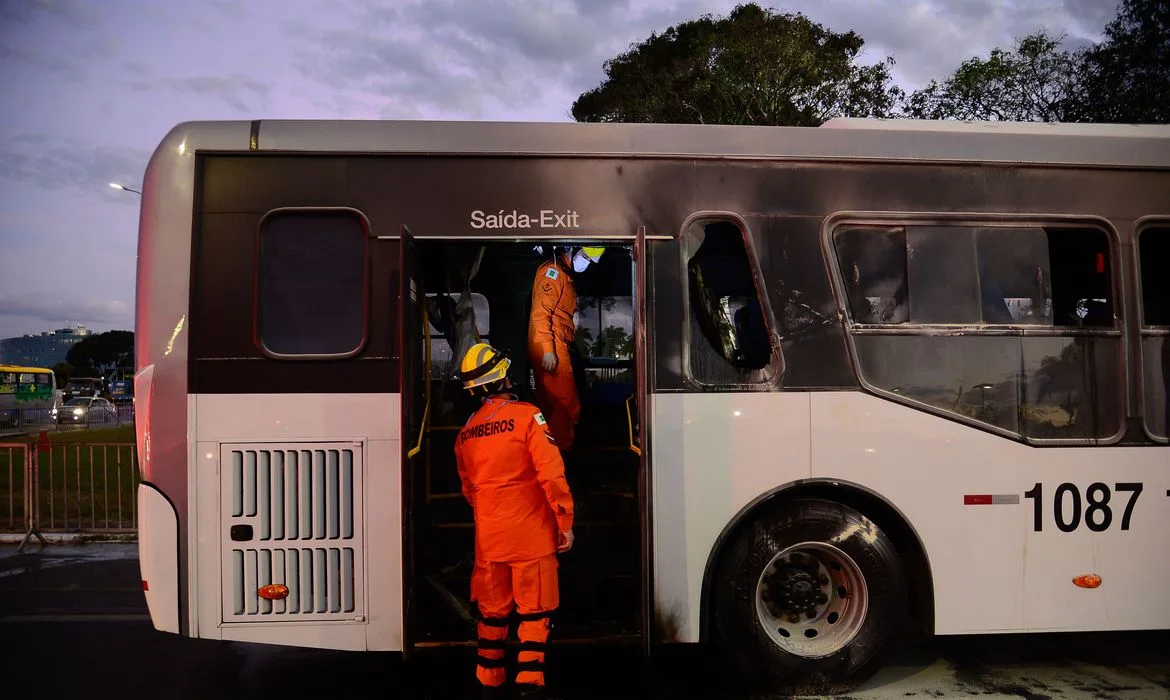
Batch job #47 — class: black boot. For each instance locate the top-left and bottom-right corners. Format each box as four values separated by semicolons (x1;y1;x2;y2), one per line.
516;683;547;700
479;684;508;700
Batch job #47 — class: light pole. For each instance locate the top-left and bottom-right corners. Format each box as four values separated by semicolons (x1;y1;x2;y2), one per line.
109;182;142;195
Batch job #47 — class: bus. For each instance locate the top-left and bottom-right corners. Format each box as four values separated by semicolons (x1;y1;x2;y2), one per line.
108;367;134;404
0;364;57;429
133;117;1170;694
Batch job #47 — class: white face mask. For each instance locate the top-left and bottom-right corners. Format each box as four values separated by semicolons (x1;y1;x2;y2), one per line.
571;250;592;273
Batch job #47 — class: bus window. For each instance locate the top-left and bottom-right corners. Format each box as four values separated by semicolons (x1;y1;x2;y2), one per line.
834;222;1121;442
684;219;777;386
975;227;1053;325
1139;225;1169;440
833;226;908;324
255;209;368;358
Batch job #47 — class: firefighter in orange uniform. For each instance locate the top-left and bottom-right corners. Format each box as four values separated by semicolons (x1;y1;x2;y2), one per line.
454;342;575;700
527;245;605;453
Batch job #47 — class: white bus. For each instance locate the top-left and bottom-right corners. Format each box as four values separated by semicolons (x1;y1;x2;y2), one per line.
133;117;1170;694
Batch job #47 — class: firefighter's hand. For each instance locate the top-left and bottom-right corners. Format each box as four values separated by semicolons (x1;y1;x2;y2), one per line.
542;352;558;373
557;529;574;553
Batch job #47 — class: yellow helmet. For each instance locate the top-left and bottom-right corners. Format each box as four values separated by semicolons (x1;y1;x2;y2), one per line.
459;342;511;391
579;246;605;262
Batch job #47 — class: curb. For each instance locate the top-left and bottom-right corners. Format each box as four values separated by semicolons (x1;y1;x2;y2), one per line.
0;533;137;544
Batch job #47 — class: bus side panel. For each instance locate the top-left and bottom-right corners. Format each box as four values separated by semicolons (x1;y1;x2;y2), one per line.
651;391;812;642
193;393;403;651
136;121;254;637
811;392;1170;634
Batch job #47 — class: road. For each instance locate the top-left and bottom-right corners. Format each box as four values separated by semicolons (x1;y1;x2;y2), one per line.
1;541;1167;699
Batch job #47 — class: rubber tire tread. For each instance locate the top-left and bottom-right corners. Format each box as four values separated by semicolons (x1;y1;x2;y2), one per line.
710;497;908;696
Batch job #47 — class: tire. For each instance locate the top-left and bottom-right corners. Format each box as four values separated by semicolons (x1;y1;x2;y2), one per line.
710;498;907;696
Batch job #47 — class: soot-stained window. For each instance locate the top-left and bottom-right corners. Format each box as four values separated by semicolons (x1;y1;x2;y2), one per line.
833;222;1120;442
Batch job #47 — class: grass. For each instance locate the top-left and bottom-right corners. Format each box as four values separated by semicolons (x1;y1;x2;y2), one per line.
5;424;135;444
0;423;138;532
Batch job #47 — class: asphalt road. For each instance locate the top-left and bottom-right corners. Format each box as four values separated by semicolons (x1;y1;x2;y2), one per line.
1;541;1168;699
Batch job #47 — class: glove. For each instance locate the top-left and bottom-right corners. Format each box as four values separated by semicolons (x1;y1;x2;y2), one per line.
557;529;574;553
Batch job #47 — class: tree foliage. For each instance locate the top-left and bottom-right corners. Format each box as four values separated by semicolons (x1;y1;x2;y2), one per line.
574;0;1168;126
1079;0;1170;123
903;33;1086;122
571;3;904;126
66;330;134;377
907;0;1168;123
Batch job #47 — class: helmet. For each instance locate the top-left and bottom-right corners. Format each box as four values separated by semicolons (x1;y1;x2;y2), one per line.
578;246;605;263
569;245;606;273
459;342;511;391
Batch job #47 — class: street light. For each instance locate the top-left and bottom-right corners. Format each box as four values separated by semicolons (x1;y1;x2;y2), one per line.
109;182;142;195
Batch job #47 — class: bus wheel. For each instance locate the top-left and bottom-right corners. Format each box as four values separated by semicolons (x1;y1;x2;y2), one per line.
710;498;907;696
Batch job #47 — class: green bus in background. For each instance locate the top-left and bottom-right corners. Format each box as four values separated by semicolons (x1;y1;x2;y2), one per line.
0;364;57;429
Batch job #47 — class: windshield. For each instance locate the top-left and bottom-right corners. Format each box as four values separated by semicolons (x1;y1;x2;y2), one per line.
63;397;93;406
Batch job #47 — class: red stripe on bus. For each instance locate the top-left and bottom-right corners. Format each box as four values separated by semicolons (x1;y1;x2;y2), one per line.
964;495;993;505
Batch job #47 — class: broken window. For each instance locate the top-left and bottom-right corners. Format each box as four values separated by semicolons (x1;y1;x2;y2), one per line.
684;219;778;387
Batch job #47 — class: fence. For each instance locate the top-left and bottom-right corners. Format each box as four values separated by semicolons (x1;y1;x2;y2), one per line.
1;440;140;542
0;403;136;434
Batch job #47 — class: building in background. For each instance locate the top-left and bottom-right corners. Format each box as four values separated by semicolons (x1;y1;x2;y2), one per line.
0;325;92;366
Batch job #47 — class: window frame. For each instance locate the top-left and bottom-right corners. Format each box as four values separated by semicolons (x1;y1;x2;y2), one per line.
679;211;784;391
1134;217;1169;444
252;206;372;361
823;211;1127;446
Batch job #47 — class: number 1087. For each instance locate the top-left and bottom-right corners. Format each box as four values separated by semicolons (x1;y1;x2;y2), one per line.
1023;482;1143;533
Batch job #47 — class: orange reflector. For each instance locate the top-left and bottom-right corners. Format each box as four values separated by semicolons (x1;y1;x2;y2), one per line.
258;583;290;600
1073;574;1102;589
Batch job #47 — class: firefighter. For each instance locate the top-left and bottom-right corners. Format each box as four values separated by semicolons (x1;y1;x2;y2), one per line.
454;342;575;699
526;245;605;453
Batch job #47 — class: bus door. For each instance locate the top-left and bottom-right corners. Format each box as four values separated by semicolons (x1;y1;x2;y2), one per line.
632;225;652;656
398;224;428;656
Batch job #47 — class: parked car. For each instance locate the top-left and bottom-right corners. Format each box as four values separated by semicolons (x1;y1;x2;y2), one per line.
53;396;117;425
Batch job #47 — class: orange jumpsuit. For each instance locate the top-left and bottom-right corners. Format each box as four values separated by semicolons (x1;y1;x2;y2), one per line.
527;255;581;452
454;394;575;689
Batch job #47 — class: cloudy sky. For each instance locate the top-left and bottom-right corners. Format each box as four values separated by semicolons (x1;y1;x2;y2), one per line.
0;0;1119;342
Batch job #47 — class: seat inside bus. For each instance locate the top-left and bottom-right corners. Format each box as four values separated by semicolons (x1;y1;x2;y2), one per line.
407;240;641;645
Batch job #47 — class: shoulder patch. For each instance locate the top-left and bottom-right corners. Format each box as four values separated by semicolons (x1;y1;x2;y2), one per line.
545;268;559;280
533;412;546;426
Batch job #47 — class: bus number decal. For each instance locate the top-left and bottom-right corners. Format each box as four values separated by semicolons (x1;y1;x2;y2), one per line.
1022;482;1143;533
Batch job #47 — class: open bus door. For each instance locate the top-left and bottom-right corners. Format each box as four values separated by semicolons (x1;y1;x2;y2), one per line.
399;224;429;658
631;225;652;658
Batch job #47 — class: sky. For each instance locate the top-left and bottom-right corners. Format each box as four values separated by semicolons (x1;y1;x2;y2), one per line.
0;0;1121;342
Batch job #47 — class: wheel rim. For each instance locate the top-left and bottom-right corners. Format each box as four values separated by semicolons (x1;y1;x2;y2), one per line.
754;540;868;658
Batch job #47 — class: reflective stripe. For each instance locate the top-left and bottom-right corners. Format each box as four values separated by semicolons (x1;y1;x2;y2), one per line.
477;654;507;669
477;614;510;627
516;660;544;671
477;638;507;650
517;640;547;652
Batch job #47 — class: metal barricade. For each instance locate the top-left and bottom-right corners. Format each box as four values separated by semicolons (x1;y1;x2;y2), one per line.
1;433;139;546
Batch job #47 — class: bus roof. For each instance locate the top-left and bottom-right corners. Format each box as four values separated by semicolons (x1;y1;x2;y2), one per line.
819;117;1170;138
162;117;1170;170
0;365;53;372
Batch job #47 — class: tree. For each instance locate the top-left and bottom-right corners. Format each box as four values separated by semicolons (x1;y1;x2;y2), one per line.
591;326;634;359
1080;0;1170;123
66;330;134;377
903;32;1086;122
50;362;76;384
571;3;904;126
